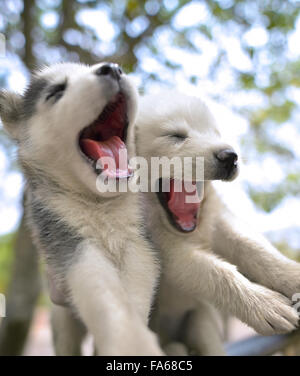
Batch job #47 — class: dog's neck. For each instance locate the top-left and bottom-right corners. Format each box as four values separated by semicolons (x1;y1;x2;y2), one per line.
25;164;137;219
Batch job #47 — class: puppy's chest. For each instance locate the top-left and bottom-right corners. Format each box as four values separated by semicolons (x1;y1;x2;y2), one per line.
76;203;160;313
67;203;138;249
48;193;156;266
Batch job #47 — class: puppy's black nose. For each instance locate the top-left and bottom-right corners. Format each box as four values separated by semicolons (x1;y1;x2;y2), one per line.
216;149;238;177
216;149;238;165
95;63;123;81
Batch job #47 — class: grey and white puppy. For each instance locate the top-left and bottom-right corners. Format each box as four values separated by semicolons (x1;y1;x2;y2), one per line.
135;91;300;355
0;62;163;356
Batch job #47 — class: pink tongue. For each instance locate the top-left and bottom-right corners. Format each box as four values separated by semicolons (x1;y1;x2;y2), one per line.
80;136;132;179
167;180;201;232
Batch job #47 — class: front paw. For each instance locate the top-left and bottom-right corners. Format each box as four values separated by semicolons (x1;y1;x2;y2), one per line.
247;285;299;336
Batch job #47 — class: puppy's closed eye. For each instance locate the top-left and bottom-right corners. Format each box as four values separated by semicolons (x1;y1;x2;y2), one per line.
46;82;67;103
167;133;188;142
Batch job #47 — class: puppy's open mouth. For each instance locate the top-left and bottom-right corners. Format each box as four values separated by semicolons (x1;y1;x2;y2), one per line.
79;93;132;179
157;179;203;233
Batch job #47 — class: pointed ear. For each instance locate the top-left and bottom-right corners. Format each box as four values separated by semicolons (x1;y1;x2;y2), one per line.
0;90;23;140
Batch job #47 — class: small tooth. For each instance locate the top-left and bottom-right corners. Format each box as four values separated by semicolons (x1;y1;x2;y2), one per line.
94;165;103;174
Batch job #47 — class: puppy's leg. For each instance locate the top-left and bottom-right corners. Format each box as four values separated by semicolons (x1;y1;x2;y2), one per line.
182;302;225;356
66;242;163;356
167;250;298;336
213;210;300;299
51;304;86;356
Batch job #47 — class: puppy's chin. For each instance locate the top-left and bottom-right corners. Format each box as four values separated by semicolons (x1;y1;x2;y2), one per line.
222;165;240;182
160;210;195;236
75;172;125;198
205;166;239;182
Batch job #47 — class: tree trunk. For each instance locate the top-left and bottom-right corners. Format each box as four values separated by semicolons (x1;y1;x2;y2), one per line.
0;0;41;355
0;211;41;356
22;0;35;70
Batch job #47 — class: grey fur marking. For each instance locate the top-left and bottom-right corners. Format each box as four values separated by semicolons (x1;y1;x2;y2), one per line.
0;90;23;124
30;198;83;274
22;77;48;119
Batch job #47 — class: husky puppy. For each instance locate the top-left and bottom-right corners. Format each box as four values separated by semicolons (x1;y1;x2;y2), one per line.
135;91;300;355
0;62;163;356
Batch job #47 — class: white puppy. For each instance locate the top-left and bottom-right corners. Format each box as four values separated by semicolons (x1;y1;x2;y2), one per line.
135;91;300;355
0;63;163;356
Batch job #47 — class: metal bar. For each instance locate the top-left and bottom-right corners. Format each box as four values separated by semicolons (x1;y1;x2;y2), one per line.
226;330;300;356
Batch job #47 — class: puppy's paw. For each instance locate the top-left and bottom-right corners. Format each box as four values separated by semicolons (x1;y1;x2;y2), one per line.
247;285;299;336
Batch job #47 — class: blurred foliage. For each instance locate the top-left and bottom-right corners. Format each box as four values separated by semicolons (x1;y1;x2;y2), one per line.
0;0;300;212
248;172;300;212
0;234;15;291
0;232;47;305
276;241;300;262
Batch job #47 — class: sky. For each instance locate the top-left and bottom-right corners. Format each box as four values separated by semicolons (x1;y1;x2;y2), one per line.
0;1;299;249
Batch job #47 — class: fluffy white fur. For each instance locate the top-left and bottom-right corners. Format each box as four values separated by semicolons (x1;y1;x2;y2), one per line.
135;91;300;355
